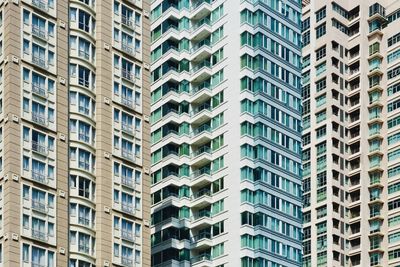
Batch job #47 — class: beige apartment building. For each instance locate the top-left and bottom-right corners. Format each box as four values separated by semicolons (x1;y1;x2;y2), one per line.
0;0;150;266
302;0;400;266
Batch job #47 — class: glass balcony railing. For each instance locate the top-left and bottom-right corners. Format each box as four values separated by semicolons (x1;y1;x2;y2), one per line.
78;50;90;61
191;254;211;264
192;146;211;158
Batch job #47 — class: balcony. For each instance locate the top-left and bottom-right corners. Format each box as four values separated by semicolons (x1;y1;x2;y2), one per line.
31;200;47;213
121;96;135;109
78;216;90;227
121;15;135;29
78;244;90;254
32;141;48;155
31;229;47;242
121;175;135;189
32;25;47;40
78;50;90;61
121;257;134;267
191;60;211;81
32;0;48;12
191;82;212;102
191;254;211;266
31;170;47;184
122;42;135;56
192;124;212;143
191;18;211;41
121;203;135;215
78;161;90;172
191;146;211;166
32;113;47;127
122;69;135;82
122;149;134;161
191;210;212;229
192;188;212;205
79;133;90;144
121;123;134;135
192;232;211;245
191;103;212;124
121;230;134;242
32;56;48;69
32;84;47;98
191;167;212;187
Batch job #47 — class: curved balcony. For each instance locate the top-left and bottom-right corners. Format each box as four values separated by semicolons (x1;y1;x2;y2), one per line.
121;202;135;215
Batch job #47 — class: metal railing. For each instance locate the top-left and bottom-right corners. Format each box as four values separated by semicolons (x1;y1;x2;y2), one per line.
32;84;47;98
32;25;47;40
32;56;47;69
32;170;47;184
32;0;48;11
32;200;47;213
32;141;48;155
32;229;47;241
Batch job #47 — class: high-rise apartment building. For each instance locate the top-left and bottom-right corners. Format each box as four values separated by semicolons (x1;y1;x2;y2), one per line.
0;0;150;266
302;0;400;266
150;0;303;266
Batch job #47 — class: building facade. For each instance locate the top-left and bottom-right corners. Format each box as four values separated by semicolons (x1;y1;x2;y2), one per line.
0;0;151;266
302;0;400;266
150;0;303;266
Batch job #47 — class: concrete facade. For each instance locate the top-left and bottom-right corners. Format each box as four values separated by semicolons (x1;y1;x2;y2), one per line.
0;0;151;266
302;0;400;266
